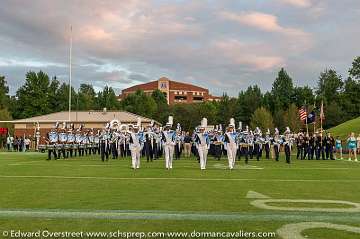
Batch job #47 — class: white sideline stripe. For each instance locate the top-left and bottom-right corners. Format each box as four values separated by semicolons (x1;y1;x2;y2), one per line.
7;161;45;166
4;164;360;170
5;164;263;170
0;209;359;222
0;175;359;182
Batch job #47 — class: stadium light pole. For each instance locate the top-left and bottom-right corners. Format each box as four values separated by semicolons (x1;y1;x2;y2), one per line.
68;25;73;121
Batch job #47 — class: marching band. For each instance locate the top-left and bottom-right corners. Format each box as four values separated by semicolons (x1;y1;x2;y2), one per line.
39;115;301;168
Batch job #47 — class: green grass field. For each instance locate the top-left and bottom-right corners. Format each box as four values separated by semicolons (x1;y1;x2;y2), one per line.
0;152;359;239
328;116;360;139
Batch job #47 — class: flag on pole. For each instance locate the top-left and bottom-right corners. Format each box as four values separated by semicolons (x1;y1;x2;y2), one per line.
306;111;316;124
320;100;325;120
298;107;307;121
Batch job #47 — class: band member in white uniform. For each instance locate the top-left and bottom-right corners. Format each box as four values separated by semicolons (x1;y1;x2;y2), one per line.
129;118;144;169
47;122;59;160
223;118;238;169
194;118;210;170
161;116;176;170
58;122;68;159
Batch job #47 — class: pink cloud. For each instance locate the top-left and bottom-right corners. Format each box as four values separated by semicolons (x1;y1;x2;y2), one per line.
218;11;313;52
81;26;113;41
278;0;312;8
212;39;285;70
219;11;282;32
219;11;308;37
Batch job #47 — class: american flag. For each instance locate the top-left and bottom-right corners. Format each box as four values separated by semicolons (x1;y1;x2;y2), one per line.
299;107;307;121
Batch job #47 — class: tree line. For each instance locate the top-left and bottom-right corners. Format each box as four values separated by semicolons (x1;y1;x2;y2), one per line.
0;56;360;133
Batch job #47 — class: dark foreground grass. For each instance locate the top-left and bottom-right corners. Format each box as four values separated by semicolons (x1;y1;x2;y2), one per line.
0;152;359;238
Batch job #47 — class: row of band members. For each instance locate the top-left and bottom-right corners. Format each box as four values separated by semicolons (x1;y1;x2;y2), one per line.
44;117;358;167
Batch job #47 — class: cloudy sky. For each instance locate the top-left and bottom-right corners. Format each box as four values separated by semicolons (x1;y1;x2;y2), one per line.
1;0;359;96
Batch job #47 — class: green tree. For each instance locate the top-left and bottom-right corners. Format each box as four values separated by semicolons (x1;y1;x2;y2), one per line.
273;109;286;131
292;86;314;107
196;102;218;125
271;68;294;111
171;104;197;131
78;84;96;110
349;56;360;79
216;94;237;126
316;69;343;103
262;92;274;112
340;78;360;120
56;83;77;112
250;107;274;132
235;85;263;125
47;77;60;110
0;108;12;147
14;71;52;119
0;76;10;109
283;104;303;132
151;89;169;124
96;86;120;110
324;101;345;128
121;90;157;118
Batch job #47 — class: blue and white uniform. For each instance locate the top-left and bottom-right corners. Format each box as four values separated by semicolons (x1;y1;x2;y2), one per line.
335;139;342;150
194;132;210;170
129;130;144;169
224;131;238;169
161;129;176;169
347;137;357;150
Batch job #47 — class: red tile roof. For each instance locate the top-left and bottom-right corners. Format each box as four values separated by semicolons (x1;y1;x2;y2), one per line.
122;77;208;93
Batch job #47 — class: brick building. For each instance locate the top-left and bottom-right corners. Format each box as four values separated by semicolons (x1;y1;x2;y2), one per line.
118;77;221;104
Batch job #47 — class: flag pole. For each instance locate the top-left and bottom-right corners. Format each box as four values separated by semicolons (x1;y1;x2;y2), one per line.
313;97;316;135
305;100;309;135
68;25;72;122
320;100;323;135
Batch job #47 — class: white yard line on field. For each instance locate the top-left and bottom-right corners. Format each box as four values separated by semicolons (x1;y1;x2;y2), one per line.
0;175;359;182
0;208;359;222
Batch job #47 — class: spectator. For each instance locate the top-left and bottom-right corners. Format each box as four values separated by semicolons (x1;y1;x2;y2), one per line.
25;137;31;151
6;135;12;151
183;132;192;157
13;137;18;151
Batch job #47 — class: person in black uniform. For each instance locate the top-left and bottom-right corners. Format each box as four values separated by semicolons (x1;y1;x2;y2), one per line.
264;129;271;160
212;129;223;161
324;132;335;160
183;131;192;158
296;131;305;160
248;130;254;159
272;128;281;162
191;130;200;162
283;127;293;164
108;120;119;159
315;132;325;160
253;127;263;161
144;126;154;162
240;126;250;164
174;124;182;160
303;133;309;160
308;133;315;160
